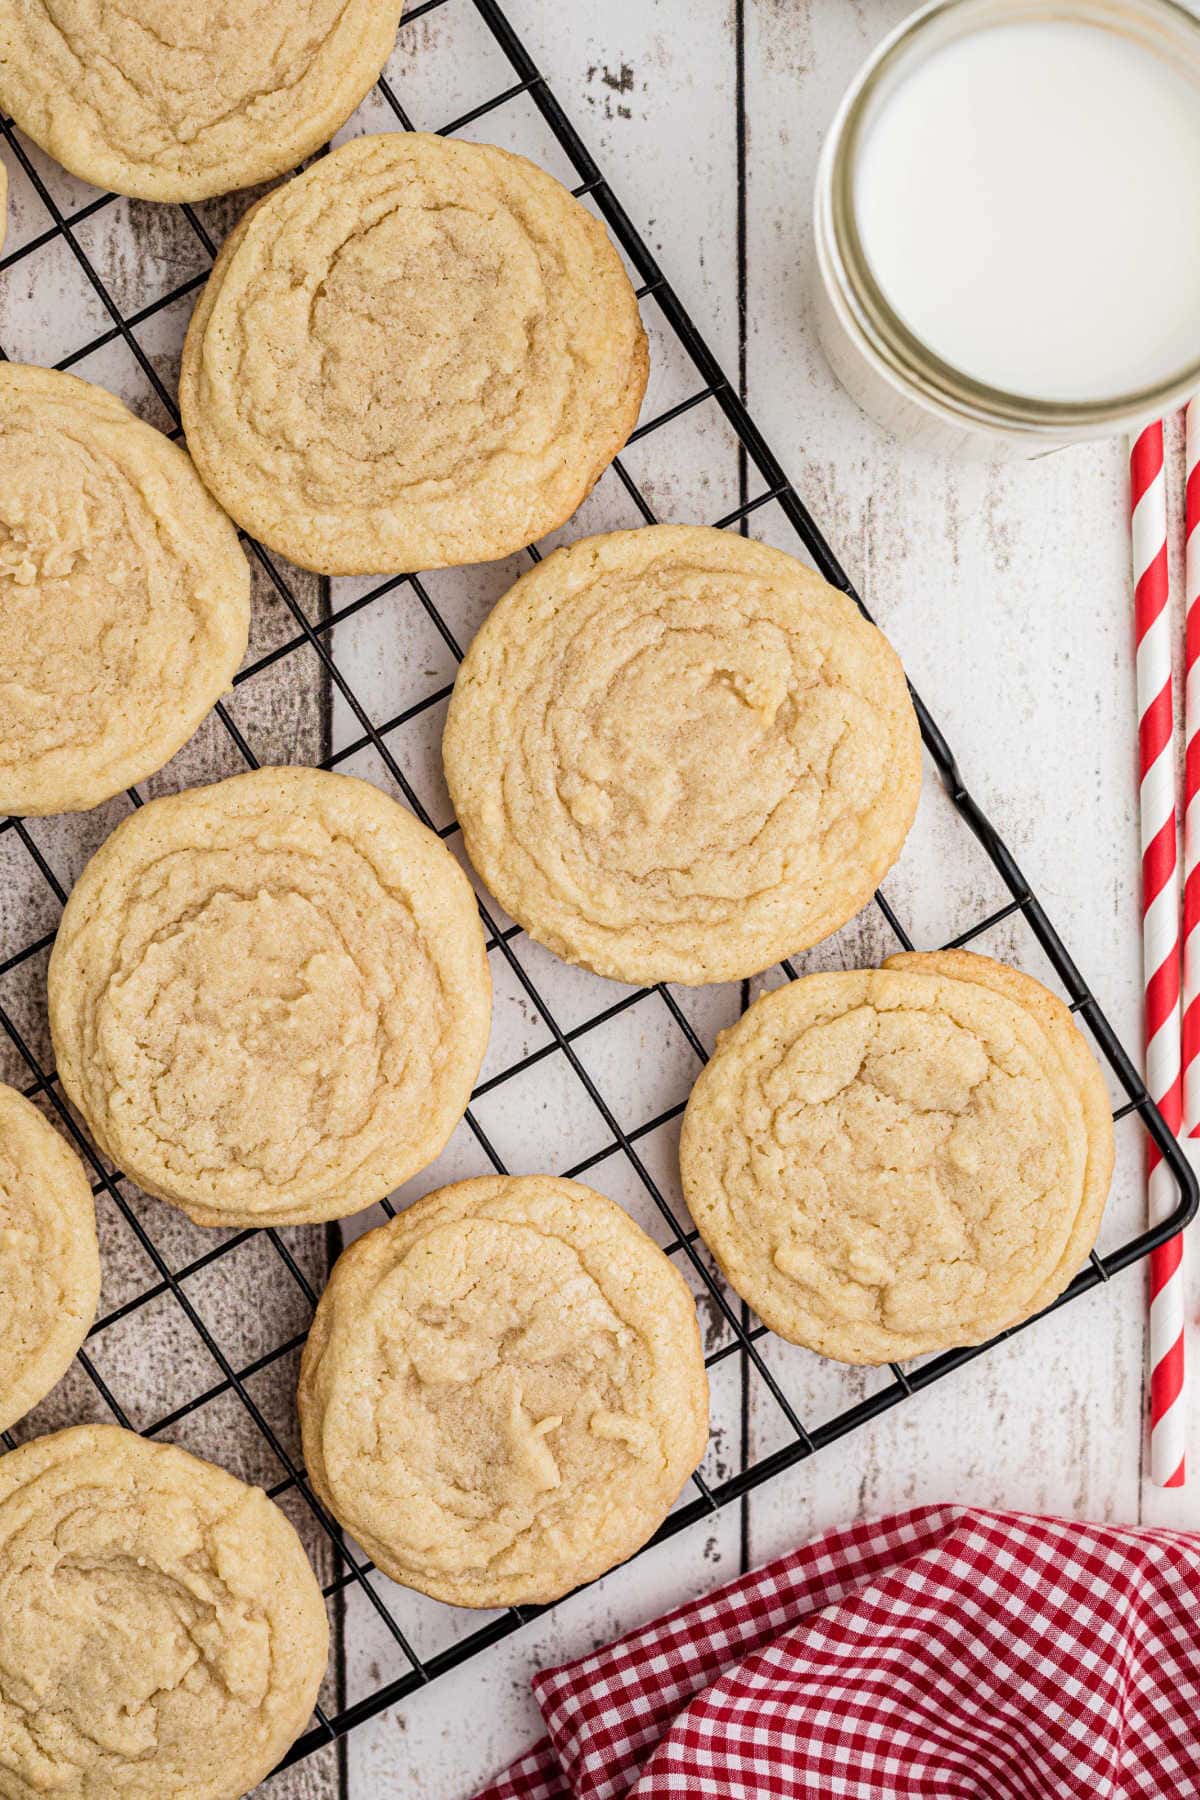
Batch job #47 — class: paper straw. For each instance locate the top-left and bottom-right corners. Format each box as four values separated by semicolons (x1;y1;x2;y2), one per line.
1182;399;1200;1146
1132;418;1186;1488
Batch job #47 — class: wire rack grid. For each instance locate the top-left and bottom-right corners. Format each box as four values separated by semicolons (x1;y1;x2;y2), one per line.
0;0;1195;1783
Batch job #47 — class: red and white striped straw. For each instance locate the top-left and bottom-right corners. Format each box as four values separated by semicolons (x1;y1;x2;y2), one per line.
1182;400;1200;1147
1175;395;1200;1460
1131;418;1185;1489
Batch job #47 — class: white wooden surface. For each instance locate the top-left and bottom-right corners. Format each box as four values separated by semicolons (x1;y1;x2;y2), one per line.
332;3;1200;1793
3;4;1197;1797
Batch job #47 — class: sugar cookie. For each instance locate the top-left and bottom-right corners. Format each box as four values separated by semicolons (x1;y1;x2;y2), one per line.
444;524;921;984
49;767;491;1227
0;364;249;816
679;950;1114;1361
0;1084;99;1435
0;1424;328;1798
299;1175;709;1606
180;133;648;573
0;1;404;200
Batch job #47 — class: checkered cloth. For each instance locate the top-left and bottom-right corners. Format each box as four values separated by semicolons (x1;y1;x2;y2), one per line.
474;1503;1200;1799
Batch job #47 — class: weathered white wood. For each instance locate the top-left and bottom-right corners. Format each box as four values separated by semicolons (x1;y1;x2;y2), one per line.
336;3;1195;1792
329;6;748;1792
3;1;1191;1795
0;107;343;1800
741;0;1199;1546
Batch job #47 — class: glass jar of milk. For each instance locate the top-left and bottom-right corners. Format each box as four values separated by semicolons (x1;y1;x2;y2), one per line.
813;0;1200;458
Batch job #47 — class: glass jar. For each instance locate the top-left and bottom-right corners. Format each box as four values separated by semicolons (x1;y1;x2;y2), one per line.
813;0;1200;458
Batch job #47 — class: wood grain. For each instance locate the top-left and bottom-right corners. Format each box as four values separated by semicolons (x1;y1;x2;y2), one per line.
0;127;342;1799
3;3;1191;1796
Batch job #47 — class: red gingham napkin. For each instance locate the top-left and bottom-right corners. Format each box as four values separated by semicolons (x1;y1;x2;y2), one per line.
474;1504;1200;1799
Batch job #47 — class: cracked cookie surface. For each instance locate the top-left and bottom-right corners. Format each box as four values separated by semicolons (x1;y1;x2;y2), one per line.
679;950;1114;1362
443;525;921;984
298;1175;709;1607
48;767;491;1228
0;1;403;200
0;1423;328;1799
0;364;249;817
179;132;649;574
0;1085;99;1437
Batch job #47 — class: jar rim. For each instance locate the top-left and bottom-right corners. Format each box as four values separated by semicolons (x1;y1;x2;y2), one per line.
822;0;1200;434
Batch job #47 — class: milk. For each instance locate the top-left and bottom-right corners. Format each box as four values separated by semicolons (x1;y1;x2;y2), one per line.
852;17;1200;404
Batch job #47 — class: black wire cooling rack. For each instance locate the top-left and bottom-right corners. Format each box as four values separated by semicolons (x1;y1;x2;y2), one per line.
1;0;1196;1784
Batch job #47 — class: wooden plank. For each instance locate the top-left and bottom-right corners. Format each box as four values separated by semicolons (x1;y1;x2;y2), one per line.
740;0;1180;1551
0;130;344;1800
328;3;746;1792
5;4;1193;1796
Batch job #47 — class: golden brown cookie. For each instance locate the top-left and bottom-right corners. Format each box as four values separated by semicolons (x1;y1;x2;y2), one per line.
179;133;649;574
443;524;922;985
0;1084;99;1435
883;947;1115;1311
0;1;404;201
48;767;492;1228
298;1175;709;1607
0;363;250;816
679;950;1114;1362
0;1424;328;1799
